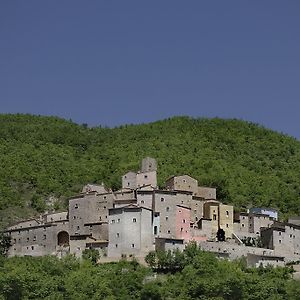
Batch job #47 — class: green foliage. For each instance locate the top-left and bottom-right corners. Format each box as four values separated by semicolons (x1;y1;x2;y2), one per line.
1;114;300;229
0;234;11;257
82;249;100;264
0;248;299;299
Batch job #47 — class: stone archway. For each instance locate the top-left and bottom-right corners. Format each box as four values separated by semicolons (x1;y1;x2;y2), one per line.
57;231;69;246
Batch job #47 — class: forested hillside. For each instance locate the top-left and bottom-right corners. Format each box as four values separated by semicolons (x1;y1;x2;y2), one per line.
1;114;300;228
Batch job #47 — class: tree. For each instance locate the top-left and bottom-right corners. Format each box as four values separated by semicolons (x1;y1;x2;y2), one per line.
82;249;100;264
0;233;11;257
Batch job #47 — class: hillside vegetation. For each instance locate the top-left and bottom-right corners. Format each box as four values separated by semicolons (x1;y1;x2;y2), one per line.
1;114;300;227
0;244;299;299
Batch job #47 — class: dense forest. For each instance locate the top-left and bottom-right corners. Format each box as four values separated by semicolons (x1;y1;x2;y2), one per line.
0;243;299;299
1;114;300;228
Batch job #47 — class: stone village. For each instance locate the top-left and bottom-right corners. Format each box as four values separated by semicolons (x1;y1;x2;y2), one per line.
4;158;300;267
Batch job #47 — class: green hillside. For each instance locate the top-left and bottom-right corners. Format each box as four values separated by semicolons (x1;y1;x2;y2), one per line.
1;114;300;228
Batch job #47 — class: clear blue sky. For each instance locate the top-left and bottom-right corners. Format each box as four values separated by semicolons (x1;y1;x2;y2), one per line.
1;1;300;137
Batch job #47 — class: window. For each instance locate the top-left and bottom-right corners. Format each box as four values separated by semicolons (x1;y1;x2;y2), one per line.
226;224;229;228
279;232;282;236
195;217;198;221
131;244;135;248
144;175;148;179
141;200;145;204
133;218;137;223
154;226;158;235
104;196;106;199
167;230;171;234
75;204;78;209
127;182;130;186
161;197;164;202
115;244;118;248
43;235;46;240
111;220;115;224
166;216;169;221
180;228;183;232
27;237;29;242
89;225;93;230
33;236;36;241
242;224;245;227
73;216;76;219
213;214;217;220
183;219;186;223
31;246;34;250
166;207;170;212
279;240;282;244
116;233;120;238
77;226;80;230
226;211;229;216
117;219;120;223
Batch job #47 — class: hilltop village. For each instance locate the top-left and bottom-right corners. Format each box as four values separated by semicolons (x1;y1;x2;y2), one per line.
4;158;300;267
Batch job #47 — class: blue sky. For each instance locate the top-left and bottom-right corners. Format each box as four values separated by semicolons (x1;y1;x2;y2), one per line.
1;1;300;138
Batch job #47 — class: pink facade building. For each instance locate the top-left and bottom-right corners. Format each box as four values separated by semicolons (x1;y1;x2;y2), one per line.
175;205;191;241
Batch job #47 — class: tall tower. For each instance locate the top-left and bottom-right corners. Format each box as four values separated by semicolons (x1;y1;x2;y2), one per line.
141;157;157;173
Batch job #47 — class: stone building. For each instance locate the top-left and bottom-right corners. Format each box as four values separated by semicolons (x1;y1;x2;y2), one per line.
261;221;300;259
107;204;153;258
248;213;273;235
8;212;69;257
122;157;158;190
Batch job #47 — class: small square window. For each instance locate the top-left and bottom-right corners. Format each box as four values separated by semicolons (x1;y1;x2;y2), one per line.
131;244;135;248
161;198;164;202
133;218;137;223
117;233;120;237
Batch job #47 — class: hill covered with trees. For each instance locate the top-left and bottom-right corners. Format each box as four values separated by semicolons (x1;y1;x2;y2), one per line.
1;114;300;228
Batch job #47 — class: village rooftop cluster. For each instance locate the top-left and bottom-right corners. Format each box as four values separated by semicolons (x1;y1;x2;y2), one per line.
4;158;300;267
